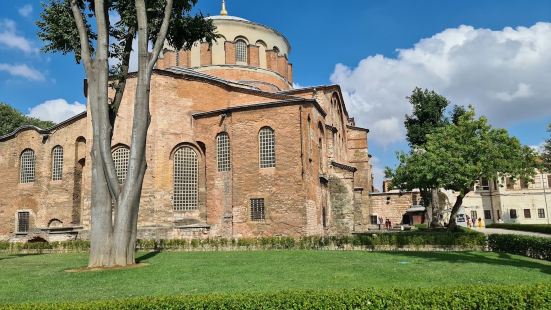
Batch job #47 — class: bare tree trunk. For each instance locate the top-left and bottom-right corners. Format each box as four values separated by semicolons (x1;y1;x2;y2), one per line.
447;192;466;230
430;188;441;227
88;74;114;268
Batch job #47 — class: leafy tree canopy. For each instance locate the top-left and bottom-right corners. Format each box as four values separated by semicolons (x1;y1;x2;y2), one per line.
0;102;55;136
394;108;537;195
404;87;450;147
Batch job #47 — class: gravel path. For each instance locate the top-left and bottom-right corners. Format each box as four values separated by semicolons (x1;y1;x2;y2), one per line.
474;228;551;238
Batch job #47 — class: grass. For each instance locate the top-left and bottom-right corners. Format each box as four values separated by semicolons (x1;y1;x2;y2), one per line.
1;250;550;304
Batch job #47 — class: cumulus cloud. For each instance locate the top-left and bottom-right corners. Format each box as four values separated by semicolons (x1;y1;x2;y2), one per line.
0;63;44;80
331;22;551;147
0;19;37;53
27;99;86;123
18;4;33;17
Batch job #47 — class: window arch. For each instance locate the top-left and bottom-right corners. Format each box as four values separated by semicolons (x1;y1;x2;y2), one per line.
112;146;130;184
259;127;275;168
20;149;35;183
273;46;280;54
173;146;198;211
51;145;63;181
235;39;248;63
216;133;230;172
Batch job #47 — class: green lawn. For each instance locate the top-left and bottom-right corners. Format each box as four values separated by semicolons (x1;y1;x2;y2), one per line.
1;250;550;304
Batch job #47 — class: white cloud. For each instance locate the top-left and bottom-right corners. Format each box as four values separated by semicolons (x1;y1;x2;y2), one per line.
331;22;551;147
27;99;86;123
0;63;44;81
18;4;33;17
0;19;38;54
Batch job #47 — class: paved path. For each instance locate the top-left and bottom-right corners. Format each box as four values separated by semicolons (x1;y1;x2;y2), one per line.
473;228;551;238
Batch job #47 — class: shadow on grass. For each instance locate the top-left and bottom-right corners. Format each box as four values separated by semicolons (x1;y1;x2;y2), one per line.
0;253;44;261
395;251;551;275
136;251;161;263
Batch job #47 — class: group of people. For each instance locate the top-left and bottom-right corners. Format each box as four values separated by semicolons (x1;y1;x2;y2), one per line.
377;217;392;230
466;215;484;228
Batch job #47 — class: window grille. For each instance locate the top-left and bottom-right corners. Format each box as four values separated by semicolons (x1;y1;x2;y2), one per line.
250;198;265;221
173;146;198;211
259;127;275;168
524;209;531;218
538;208;546;218
17;211;30;233
20;149;35;183
235;40;248;63
484;210;492;220
217;133;231;172
510;209;517;219
112;146;130;184
51;146;63;181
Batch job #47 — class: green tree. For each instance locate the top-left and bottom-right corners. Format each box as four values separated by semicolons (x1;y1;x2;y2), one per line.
37;0;217;267
404;88;449;148
542;123;551;172
0;102;55;136
393;108;538;229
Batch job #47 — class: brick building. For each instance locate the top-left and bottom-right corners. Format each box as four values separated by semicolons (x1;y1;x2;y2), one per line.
0;6;375;241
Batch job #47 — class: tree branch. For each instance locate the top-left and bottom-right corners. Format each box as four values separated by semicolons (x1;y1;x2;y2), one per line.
110;27;136;126
69;0;92;72
148;0;174;73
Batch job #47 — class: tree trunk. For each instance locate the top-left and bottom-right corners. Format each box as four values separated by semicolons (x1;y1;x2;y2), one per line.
430;188;441;228
447;192;466;230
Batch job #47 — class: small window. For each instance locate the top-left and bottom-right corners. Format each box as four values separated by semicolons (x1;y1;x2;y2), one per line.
250;198;265;221
20;149;35;183
484;210;492;220
259;127;275;168
538;208;545;218
17;211;30;233
112;146;130;184
506;177;515;190
51;146;63;181
547;175;551;188
479;178;489;191
520;179;529;189
510;209;517;219
471;210;478;220
370;215;378;225
524;209;531;219
235;40;248;63
216;133;230;172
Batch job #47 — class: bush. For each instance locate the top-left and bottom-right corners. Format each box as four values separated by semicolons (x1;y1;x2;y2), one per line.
486;223;551;235
488;234;551;261
414;223;428;230
0;231;487;254
4;284;550;310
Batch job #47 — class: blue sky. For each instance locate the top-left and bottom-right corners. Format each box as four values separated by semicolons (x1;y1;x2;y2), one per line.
1;0;550;189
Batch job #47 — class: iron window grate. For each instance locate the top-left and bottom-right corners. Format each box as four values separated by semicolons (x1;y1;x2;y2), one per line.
173;146;198;211
259;127;275;168
250;198;265;221
52;146;64;181
113;147;130;184
20;149;35;183
18;211;30;233
217;133;231;172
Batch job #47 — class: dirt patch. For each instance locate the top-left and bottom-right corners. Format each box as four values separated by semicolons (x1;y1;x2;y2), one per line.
65;263;149;273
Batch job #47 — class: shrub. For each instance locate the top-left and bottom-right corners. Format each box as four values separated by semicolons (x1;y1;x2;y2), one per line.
486;223;551;235
3;284;550;310
488;234;551;261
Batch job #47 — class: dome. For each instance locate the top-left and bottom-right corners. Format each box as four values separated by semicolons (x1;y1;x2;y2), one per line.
207;15;249;22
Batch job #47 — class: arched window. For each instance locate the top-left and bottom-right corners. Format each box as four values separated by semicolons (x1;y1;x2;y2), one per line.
235;39;248;63
51;146;63;181
112;146;130;184
217;133;230;172
173;146;198;211
273;46;280;54
259;127;275;168
20;149;35;183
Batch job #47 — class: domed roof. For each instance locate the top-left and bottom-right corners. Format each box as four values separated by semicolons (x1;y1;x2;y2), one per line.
207;15;249;22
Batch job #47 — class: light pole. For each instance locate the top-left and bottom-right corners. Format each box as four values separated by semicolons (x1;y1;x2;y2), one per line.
542;173;549;225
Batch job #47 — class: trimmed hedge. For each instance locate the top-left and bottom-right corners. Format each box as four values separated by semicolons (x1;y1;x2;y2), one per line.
488;234;551;261
0;231;487;254
4;285;550;309
486;223;551;235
